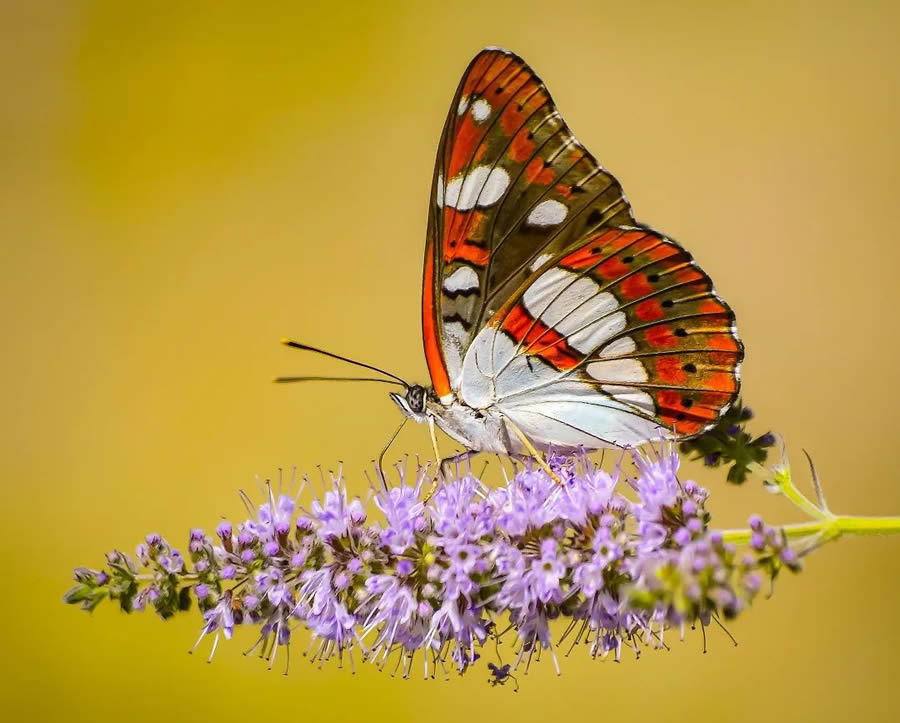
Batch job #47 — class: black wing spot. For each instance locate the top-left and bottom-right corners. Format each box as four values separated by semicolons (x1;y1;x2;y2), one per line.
681;397;694;408
674;328;688;337
622;256;634;264
443;285;480;299
683;363;697;373
661;299;674;308
495;86;504;95
648;273;660;283
442;313;473;331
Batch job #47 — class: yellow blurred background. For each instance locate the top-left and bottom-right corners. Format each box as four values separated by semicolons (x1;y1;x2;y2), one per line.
3;1;900;720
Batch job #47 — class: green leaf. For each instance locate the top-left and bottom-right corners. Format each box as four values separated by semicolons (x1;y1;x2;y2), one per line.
679;399;776;485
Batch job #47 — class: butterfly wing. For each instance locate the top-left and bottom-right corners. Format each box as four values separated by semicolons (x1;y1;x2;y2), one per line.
458;226;743;448
423;48;633;401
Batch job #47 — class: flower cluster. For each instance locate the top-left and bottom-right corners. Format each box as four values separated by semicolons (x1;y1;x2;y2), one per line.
65;446;800;683
679;402;777;484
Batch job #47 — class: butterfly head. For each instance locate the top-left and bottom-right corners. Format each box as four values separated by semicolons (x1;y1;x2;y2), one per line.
390;384;428;423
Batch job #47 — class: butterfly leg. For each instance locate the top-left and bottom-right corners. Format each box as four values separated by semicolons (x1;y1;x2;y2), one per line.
502;416;563;486
421;418;443;503
422;450;475;503
427;416;442;469
422;418;477;501
438;450;475;478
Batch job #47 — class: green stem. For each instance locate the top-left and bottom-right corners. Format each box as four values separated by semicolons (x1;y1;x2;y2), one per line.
747;461;828;520
135;573;199;582
721;515;900;544
775;478;827;520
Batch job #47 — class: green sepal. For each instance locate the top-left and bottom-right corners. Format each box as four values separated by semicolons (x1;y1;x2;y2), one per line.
178;585;193;612
63;583;107;612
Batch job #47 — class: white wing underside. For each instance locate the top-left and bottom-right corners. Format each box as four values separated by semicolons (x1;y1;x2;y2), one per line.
456;327;668;450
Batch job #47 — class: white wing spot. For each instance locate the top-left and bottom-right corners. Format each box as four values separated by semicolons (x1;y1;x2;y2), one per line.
598;336;636;358
436;174;444;208
529;253;553;271
527;199;568;226
471;98;492;122
600;385;655;413
442;321;467;390
444;166;510;211
522;268;626;353
443;266;479;293
457;96;470;115
480;168;509;206
587;359;649;384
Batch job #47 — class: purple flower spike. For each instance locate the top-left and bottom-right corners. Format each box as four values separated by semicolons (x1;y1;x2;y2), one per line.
68;446;802;682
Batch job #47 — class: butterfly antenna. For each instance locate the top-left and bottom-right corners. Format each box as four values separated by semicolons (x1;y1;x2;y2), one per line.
273;375;405;386
279;339;408;386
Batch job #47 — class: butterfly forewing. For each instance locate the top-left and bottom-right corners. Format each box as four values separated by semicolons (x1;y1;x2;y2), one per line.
423;48;633;399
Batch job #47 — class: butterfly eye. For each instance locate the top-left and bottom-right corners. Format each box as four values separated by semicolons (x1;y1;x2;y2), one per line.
407;385;426;414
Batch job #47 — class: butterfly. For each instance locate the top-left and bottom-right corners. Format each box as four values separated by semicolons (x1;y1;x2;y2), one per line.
281;48;742;472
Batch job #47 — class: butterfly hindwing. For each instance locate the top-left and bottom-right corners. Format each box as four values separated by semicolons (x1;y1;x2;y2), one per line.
457;226;742;446
423;48;633;400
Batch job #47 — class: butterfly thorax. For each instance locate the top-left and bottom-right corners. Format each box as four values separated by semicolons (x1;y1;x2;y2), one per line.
426;396;513;455
390;385;513;455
